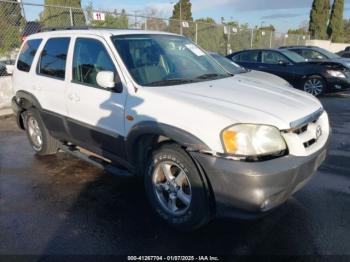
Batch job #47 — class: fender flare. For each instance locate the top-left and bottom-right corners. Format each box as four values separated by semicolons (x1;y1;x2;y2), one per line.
15;90;42;110
125;121;210;164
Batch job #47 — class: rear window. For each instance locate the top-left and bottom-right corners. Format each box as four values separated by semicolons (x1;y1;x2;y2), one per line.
17;39;42;72
38;37;70;79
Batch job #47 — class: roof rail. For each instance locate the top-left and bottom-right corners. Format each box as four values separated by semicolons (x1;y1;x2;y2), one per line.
39;26;89;32
39;26;142;32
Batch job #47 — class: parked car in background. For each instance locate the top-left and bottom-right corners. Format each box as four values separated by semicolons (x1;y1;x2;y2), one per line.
337;50;350;58
227;48;350;96
210;52;296;88
280;46;350;69
12;29;330;230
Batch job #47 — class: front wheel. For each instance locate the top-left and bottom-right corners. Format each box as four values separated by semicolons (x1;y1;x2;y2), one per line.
144;143;211;230
303;76;326;96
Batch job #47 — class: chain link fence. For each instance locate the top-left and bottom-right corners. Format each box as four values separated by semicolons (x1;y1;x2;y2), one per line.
0;0;310;71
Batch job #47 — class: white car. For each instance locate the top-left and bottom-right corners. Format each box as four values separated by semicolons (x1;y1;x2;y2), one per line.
11;29;330;230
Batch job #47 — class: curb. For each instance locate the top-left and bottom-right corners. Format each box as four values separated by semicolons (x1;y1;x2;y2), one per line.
0;108;13;119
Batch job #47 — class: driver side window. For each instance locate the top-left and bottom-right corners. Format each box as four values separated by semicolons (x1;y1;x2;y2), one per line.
73;38;116;87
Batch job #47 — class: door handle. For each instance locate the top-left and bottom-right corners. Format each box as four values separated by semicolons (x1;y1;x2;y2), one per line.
68;93;80;102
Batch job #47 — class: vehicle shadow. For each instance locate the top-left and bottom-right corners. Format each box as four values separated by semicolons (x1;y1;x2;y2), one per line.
37;167;315;256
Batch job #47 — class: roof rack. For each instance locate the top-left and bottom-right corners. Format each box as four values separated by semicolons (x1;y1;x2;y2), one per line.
39;26;89;32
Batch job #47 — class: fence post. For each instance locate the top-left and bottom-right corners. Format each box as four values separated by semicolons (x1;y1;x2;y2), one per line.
250;29;254;48
69;7;74;27
195;23;198;44
269;31;273;48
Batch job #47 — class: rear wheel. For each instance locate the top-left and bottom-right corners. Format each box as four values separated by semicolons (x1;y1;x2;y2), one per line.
303;76;326;96
144;143;211;230
24;108;59;156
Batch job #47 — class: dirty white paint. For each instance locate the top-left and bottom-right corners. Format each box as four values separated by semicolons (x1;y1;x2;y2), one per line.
0;76;13;109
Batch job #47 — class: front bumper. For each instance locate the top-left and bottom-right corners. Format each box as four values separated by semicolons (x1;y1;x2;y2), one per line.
326;76;350;92
190;134;330;219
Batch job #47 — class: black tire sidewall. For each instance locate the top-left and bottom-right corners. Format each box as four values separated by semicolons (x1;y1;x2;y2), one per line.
144;144;210;230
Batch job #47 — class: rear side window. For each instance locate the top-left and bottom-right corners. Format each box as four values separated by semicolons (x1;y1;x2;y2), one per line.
17;39;42;72
72;38;115;87
239;51;259;63
38;38;70;79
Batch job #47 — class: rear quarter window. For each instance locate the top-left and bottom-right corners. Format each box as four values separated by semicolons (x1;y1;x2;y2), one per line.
17;39;42;72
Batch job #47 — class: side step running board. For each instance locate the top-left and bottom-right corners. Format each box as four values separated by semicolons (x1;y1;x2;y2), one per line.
59;143;133;177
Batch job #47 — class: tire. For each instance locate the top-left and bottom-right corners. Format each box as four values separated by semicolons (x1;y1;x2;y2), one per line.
303;75;326;97
144;143;211;230
24;108;59;156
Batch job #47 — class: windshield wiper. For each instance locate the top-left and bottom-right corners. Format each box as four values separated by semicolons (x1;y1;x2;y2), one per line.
147;78;197;87
195;73;230;80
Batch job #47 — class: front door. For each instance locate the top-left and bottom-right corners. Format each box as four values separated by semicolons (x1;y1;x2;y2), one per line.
65;36;128;158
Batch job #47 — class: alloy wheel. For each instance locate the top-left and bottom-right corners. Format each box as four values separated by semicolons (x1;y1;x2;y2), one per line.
304;78;324;96
27;116;43;151
152;161;192;216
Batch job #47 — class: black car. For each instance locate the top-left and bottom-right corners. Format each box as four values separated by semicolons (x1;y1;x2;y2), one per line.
280;45;350;69
227;48;350;96
208;52;247;75
337;50;350;58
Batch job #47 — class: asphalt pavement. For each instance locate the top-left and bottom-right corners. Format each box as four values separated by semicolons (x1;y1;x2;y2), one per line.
0;93;349;258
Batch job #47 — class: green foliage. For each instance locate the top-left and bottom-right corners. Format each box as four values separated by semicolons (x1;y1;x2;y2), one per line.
0;0;24;56
309;0;330;39
327;0;344;42
41;0;86;27
195;18;226;55
287;28;308;35
169;0;193;35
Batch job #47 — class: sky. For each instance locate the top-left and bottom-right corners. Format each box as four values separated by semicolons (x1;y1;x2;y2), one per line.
23;0;350;32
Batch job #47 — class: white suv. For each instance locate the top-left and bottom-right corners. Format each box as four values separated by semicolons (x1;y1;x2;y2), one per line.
12;29;330;230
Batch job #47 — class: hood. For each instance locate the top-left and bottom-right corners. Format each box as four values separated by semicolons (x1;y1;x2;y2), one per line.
331;57;350;68
147;75;322;130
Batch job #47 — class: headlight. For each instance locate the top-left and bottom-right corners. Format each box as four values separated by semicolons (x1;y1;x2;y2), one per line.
327;70;346;78
221;124;287;156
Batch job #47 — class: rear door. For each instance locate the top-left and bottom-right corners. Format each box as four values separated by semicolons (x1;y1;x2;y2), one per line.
34;37;71;139
65;35;128;158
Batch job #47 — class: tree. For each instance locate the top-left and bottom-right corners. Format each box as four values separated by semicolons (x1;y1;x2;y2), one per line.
0;0;25;56
169;0;193;35
327;0;344;42
41;0;86;27
309;0;330;39
195;18;226;55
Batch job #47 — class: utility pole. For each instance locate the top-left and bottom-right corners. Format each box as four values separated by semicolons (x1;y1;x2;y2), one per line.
179;1;183;35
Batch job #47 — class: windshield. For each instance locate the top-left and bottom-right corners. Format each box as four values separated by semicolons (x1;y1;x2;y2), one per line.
280;50;306;63
315;47;340;59
209;53;246;74
111;34;230;86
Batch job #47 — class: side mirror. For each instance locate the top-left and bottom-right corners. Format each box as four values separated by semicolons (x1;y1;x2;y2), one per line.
6;65;14;75
278;60;290;66
96;71;122;93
